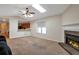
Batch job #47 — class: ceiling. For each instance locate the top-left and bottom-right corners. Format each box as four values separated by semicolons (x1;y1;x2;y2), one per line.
0;4;70;21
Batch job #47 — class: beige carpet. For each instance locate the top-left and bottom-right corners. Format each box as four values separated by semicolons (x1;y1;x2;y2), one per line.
7;37;69;55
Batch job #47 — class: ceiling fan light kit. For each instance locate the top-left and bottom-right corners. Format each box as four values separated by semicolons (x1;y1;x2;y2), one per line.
20;4;46;18
24;14;33;17
20;7;35;18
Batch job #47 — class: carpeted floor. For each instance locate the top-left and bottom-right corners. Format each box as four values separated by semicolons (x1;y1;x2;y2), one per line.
7;37;69;55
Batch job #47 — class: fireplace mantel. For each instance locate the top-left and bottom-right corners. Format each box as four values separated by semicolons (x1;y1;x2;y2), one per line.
65;31;79;36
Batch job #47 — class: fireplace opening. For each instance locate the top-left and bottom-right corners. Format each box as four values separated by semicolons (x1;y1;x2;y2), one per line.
65;31;79;51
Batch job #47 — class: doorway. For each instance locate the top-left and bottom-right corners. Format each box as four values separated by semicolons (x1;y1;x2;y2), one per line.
0;21;9;38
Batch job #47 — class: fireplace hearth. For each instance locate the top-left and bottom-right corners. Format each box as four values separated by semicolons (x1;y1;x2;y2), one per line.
65;31;79;51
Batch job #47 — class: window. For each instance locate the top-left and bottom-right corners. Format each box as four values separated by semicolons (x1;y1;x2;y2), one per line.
42;27;46;34
37;27;41;33
37;21;46;34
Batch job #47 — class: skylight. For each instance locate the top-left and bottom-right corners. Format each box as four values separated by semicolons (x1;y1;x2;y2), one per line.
32;4;46;13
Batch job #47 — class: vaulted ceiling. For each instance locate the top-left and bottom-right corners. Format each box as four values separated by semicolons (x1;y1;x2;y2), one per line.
0;4;70;21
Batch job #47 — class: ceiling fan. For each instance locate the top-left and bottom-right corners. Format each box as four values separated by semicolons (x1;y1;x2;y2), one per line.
20;8;35;17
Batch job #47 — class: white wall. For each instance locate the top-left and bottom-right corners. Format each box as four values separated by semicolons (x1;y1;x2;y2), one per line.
62;5;79;31
9;18;31;38
31;16;64;42
62;5;79;25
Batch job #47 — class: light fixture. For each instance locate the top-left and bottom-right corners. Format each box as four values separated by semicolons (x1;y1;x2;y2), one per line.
24;14;28;17
24;14;33;17
32;4;46;13
28;14;34;17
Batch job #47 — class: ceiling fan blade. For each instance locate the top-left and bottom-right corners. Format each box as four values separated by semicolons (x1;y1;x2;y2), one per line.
22;14;25;15
29;12;35;14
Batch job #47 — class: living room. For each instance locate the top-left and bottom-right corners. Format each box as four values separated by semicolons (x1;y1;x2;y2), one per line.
0;4;79;55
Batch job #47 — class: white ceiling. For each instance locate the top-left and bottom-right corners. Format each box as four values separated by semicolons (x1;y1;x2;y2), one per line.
0;4;70;21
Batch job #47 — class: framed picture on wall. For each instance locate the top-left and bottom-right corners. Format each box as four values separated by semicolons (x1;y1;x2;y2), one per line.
18;22;30;30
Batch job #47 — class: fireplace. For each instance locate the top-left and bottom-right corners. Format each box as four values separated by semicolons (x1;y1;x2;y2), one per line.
65;31;79;51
